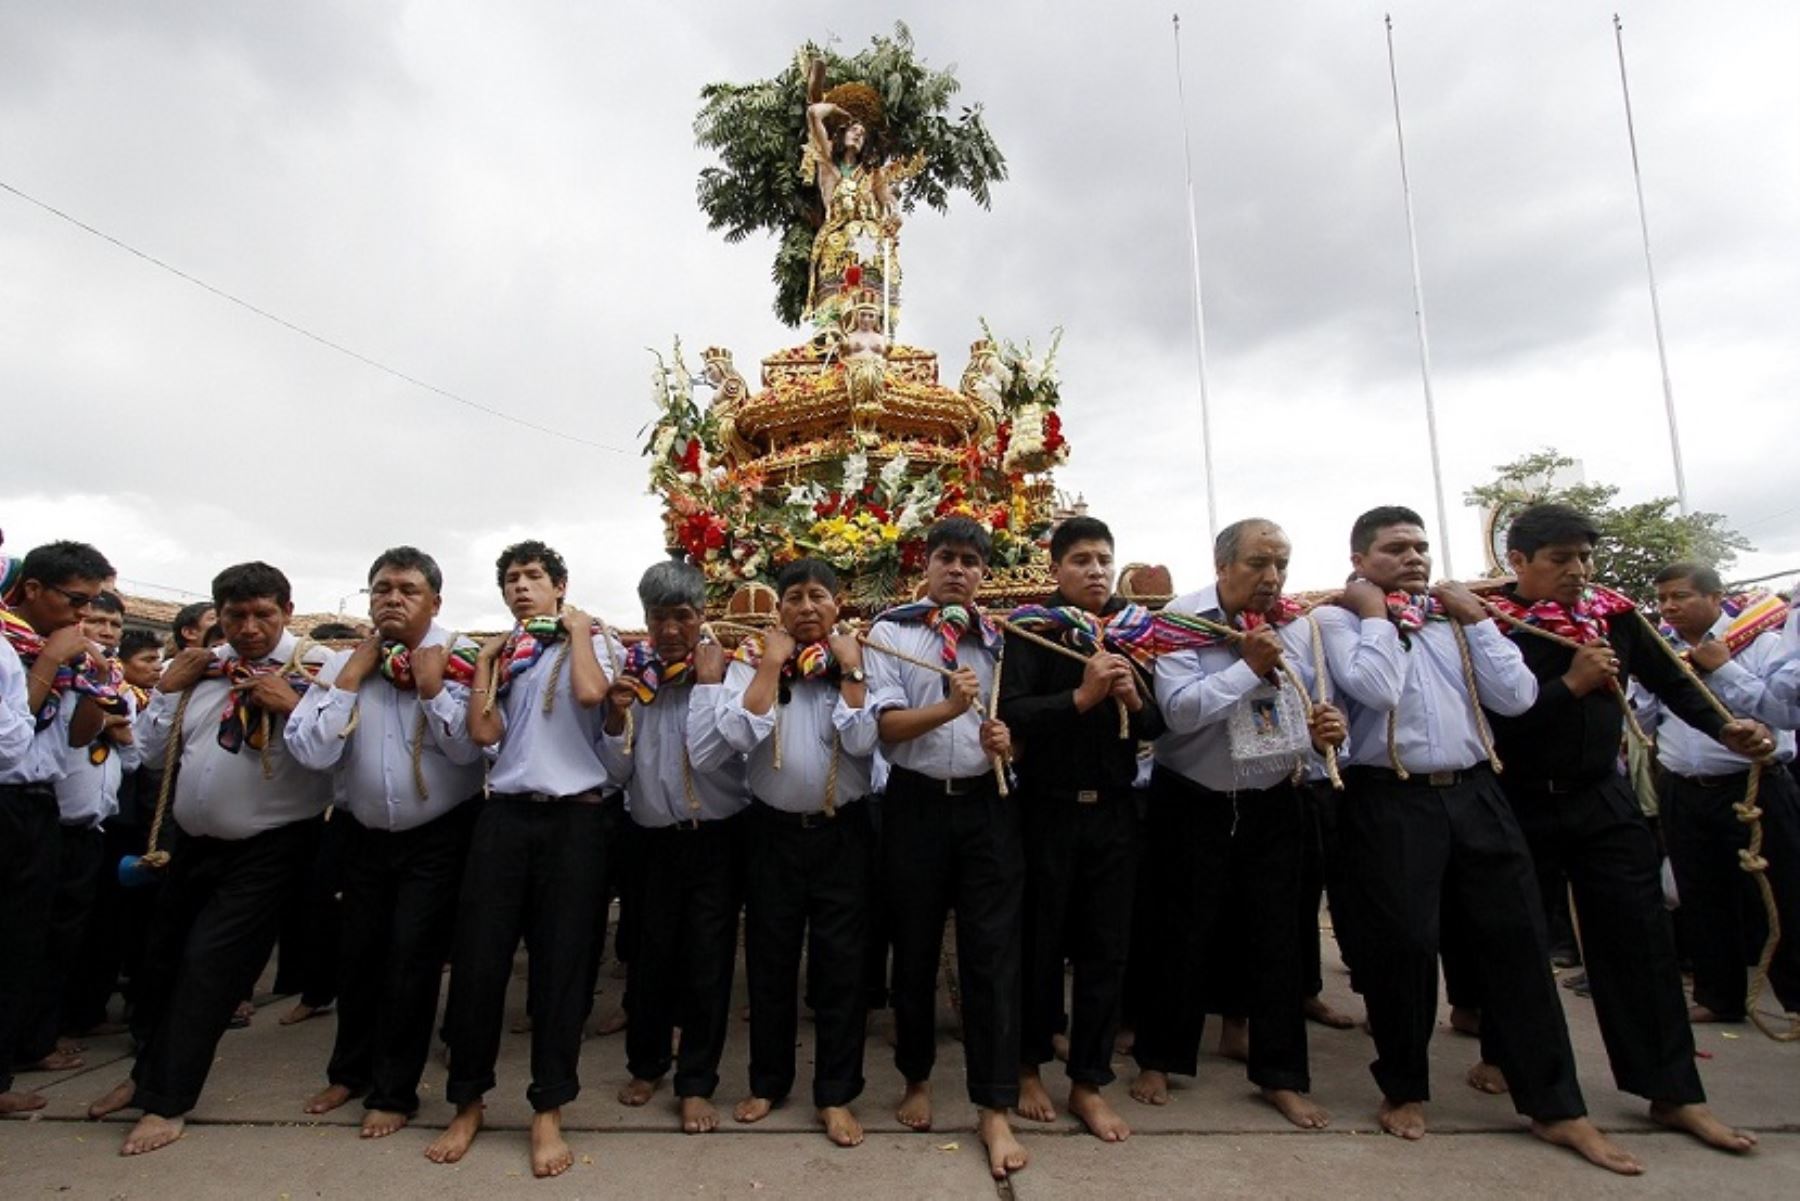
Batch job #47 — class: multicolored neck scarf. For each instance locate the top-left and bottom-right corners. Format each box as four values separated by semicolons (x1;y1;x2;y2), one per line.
493;616;569;698
0;606;125;730
203;652;320;754
879;600;1003;668
620;641;694;704
732;635;838;702
1381;591;1449;648
1151;595;1309;653
379;637;479;691
1657;591;1791;660
1006;601;1161;671
1487;584;1637;647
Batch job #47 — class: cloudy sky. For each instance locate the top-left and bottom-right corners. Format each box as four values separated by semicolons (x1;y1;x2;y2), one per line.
2;0;1794;628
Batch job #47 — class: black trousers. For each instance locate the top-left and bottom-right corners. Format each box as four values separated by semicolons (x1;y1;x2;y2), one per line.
742;800;871;1109
64;818;148;1033
0;784;59;1094
443;796;609;1112
130;821;318;1116
1020;786;1137;1087
325;802;477;1114
1298;780;1349;996
580;792;627;1019
1663;767;1800;1017
883;767;1024;1110
1505;773;1704;1106
1133;769;1310;1092
623;814;743;1098
23;823;105;1060
272;813;342;1007
1121;788;1157;1030
1339;767;1585;1120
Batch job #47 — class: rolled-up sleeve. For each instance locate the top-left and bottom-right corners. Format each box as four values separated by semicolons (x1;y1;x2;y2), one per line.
716;661;773;752
686;684;737;771
1315;608;1404;711
833;691;881;757
0;646;33;772
1464;619;1538;717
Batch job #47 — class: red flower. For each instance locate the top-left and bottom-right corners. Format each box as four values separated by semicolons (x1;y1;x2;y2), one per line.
990;505;1010;530
900;539;928;571
678;438;702;474
703;523;726;550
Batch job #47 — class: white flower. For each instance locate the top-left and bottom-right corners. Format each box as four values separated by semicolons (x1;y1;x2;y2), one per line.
708;465;728;486
673;358;692;399
879;454;909;490
842;452;869;496
973;378;1003;408
785;483;812;508
652;427;677;460
897;502;925;533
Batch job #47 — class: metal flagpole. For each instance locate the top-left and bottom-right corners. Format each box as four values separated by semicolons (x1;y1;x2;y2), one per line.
1172;13;1219;543
1383;14;1454;578
1614;12;1689;514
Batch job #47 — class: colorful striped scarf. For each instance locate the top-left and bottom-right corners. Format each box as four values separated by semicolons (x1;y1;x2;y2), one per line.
620;641;694;704
1383;591;1449;648
1487;585;1637;647
379;638;479;691
1657;591;1791;660
732;635;838;703
493;616;567;699
1152;595;1309;652
1005;602;1162;670
204;653;320;754
0;605;123;729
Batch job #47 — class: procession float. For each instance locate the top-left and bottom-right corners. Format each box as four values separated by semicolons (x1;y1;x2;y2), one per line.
641;26;1171;621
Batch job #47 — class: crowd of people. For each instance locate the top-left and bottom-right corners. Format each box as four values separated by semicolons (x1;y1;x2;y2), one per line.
1;501;1796;1182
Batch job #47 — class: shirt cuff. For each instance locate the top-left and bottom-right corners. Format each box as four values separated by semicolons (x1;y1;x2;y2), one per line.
420;688;462;722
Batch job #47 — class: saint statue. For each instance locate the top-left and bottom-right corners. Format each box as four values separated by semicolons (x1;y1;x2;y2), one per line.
802;58;904;333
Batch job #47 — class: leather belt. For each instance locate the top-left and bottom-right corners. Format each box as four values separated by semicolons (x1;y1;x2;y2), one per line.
890;765;996;798
1350;765;1488;789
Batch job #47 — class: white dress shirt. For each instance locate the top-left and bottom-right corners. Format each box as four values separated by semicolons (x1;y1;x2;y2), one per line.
135;630;333;840
865;610;999;780
716;659;879;812
1765;607;1800;713
0;639;82;787
1636;618;1797;774
485;627;623;799
598;682;749;828
1153;585;1337;794
285;623;485;831
1316;606;1536;774
54;690;140;827
0;640;34;775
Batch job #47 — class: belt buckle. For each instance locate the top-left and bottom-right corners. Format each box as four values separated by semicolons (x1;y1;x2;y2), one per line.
1076;789;1099;805
944;777;971;796
1427;771;1457;788
799;810;825;829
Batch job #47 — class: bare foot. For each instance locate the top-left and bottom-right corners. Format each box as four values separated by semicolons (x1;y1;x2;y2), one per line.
0;1089;48;1115
1688;1004;1742;1024
1114;1026;1136;1056
1449;1006;1481;1037
361;1109;409;1139
896;1081;932;1130
1051;1032;1070;1063
304;1083;356;1115
1649;1101;1758;1154
1217;1017;1249;1063
120;1114;185;1155
280;1000;328;1026
1067;1084;1130;1142
820;1105;863;1147
1129;1069;1170;1106
617;1077;659;1107
1466;1060;1510;1095
733;1095;774;1124
530;1109;573;1178
1263;1088;1329;1129
56;1035;86;1054
1016;1069;1056;1123
1530;1116;1644;1175
24;1048;84;1071
1378;1098;1427;1140
978;1107;1029;1178
424;1102;483;1164
589;1009;628;1037
229;1000;255;1028
1303;995;1357;1029
680;1096;718;1134
88;1079;136;1120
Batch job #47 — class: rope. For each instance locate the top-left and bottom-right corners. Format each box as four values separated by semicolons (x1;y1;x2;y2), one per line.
1450;621;1504;774
1627;608;1797;1041
138;686;195;870
855;631;1011;795
1306;616;1344;791
989;636;1010;797
993;616;1131;738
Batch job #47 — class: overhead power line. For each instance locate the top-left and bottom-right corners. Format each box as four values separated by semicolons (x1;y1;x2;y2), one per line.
0;177;630;454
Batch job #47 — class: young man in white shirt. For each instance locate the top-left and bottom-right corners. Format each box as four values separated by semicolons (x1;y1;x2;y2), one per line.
0;540;114;1117
427;540;620;1179
286;547;484;1139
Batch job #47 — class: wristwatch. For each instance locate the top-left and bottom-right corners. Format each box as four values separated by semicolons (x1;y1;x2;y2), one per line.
842;666;867;684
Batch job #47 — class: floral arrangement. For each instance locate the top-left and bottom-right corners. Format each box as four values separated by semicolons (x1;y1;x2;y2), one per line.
643;340;717;488
973;319;1068;475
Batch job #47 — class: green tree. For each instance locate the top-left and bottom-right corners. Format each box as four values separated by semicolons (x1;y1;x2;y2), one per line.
1465;449;1752;599
693;22;1007;326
